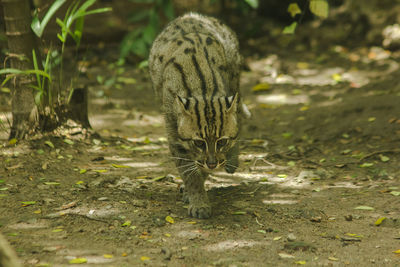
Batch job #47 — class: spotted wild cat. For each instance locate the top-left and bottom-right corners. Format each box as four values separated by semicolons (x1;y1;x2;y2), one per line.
149;13;248;218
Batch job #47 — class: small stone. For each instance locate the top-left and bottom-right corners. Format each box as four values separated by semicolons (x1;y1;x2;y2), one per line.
279;252;295;259
344;215;353;221
287;233;297;242
310;216;322;222
98;197;109;201
161;247;172;260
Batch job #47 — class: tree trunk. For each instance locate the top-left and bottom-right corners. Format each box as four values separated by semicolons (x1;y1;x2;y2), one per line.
0;233;22;267
2;0;39;140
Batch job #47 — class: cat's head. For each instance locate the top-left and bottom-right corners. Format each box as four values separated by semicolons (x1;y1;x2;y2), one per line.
174;93;239;171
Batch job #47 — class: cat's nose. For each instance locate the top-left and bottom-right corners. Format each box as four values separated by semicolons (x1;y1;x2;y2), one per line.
206;161;217;169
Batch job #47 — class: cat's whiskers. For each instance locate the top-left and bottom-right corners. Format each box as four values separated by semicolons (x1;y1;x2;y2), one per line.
177;162;196;169
170;156;193;162
182;165;198;176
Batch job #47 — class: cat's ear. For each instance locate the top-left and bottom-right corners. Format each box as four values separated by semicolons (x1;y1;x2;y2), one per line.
225;93;239;113
176;96;191;115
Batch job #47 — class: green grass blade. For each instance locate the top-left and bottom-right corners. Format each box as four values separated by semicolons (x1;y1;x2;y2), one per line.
31;0;67;37
0;68;24;75
1;74;17;87
78;7;112;17
32;49;42;92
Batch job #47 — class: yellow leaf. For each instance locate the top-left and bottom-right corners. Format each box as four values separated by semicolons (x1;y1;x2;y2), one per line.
76;180;84;185
374;217;387;226
112;164;130;168
283;22;297;34
8;138;17;145
368;117;376;122
299;105;309;111
294;260;306;265
273;236;282;241
309;0;329;18
296;62;309;69
69;258;87;264
122;220;131;227
252;83;270;92
33;209;42;214
94;169;108;173
164;233;171;237
187;221;197;224
103;254;113;258
79;169;87;174
135;175;148;179
345;233;363;238
393;249;400;254
165;215;175;224
122;252;128;257
140;256;150;261
329;256;339;261
332;73;342;82
288;3;301;17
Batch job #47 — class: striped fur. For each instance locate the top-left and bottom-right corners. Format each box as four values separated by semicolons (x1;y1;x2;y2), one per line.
149;13;242;218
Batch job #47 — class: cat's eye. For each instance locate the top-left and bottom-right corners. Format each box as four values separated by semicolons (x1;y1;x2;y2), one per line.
216;138;228;149
193;139;206;150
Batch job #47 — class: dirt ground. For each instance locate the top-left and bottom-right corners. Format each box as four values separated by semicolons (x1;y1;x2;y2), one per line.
1;10;400;267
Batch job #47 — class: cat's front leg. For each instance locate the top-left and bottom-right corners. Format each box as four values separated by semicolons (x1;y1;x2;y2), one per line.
225;142;239;174
175;159;211;218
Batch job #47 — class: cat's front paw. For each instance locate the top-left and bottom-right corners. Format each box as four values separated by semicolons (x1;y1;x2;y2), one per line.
188;203;211;219
225;163;237;174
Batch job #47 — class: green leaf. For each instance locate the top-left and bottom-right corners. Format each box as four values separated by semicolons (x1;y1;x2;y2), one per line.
282;132;293;138
232;211;246;215
57;33;65;43
34;91;43;106
379;155;390;162
288;3;301;17
32;49;42;91
390;191;400;196
77;7;112;17
122;220;131;227
31;0;67;37
359;162;374;168
283;22;297;34
44;141;55;148
64;139;74;145
309;0;329;18
21;201;36;206
138;60;149;69
244;0;258;9
72;15;85;47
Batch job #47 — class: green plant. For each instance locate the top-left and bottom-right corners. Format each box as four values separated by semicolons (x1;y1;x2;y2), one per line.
283;0;329;34
54;0;111;99
120;0;174;60
1;0;111;121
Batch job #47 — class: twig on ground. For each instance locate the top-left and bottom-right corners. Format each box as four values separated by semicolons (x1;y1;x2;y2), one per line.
360;149;400;161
